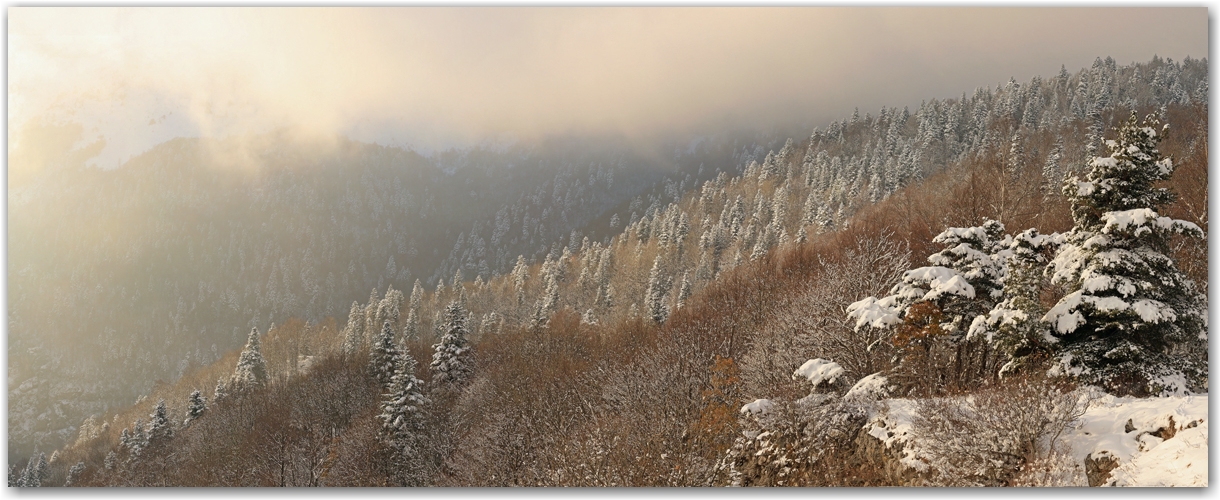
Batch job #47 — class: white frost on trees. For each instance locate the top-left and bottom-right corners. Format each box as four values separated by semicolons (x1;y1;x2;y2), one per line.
231;327;268;390
431;299;473;390
1043;112;1206;395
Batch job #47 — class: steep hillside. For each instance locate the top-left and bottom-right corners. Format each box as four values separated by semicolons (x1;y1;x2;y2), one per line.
18;55;1208;486
7;127;786;459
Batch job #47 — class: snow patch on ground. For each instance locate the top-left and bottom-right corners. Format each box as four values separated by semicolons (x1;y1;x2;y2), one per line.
863;393;1207;486
1067;393;1207;486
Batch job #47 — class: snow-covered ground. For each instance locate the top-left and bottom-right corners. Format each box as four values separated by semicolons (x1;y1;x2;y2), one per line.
1076;394;1207;487
866;392;1207;486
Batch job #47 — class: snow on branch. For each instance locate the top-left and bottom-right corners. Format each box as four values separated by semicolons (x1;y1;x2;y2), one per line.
792;358;845;388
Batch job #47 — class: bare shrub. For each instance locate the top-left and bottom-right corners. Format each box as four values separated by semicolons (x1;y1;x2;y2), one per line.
910;376;1091;486
716;386;887;486
1010;449;1087;487
740;234;908;399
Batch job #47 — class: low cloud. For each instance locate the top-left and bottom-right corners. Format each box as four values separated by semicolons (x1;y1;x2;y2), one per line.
8;7;1208;166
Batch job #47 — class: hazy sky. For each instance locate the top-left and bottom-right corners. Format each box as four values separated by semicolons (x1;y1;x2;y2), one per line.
8;7;1209;167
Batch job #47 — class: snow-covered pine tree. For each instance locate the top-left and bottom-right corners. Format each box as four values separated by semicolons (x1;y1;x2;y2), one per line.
184;389;207;426
431;299;473;391
644;255;671;324
129;419;147;458
802;192;817;227
364;288;381;343
581;308;597;325
147;399;172;443
378;285;404;329
676;271;692;310
403;309;420;342
512;255;529;308
231;327;269;390
1043;141;1064;199
410;279;424;313
847;220;1010;387
379;348;430;485
341;301;365;357
530;274;559;330
969;228;1063;376
16;453;46;487
213;378;229;404
63;461;85;487
34;453;47;487
370;321;400;386
1044;112;1206;395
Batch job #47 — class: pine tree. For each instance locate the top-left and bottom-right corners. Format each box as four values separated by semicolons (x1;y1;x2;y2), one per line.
581;308;598;325
410;279;424;314
34;454;47;487
968;228;1062;376
341;301;365;357
379;348;430;485
378;285;404;329
847;220;1010;374
364;288;380;343
1045;112;1206;395
676;272;693;310
213;378;229;404
430;299;473;391
644;255;671;324
16;453;46;487
129;419;148;458
184;389;207;426
231;327;268;390
403;309;420;342
64;461;85;487
512;255;529;308
64;460;86;487
370;321;400;386
1043;141;1064;199
147;399;172;443
531;275;559;330
802;192;818;227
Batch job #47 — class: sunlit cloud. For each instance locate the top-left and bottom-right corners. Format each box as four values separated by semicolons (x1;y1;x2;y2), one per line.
8;7;1208;167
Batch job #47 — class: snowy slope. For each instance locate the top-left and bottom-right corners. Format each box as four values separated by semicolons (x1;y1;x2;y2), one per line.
1072;394;1208;487
865;393;1207;486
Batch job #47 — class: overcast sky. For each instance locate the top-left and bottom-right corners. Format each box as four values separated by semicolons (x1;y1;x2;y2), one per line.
8;7;1209;167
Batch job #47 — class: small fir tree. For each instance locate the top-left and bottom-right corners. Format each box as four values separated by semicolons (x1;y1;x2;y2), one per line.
64;461;85;487
430;299;473;391
184;389;207;426
340;302;364;357
370;321;400;386
968;228;1063;376
644;255;671;324
232;327;268;390
213;378;229;404
147;399;172;443
379;348;430;485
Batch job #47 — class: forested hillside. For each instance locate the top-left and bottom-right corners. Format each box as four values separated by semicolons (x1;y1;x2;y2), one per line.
15;55;1209;486
8;126;788;459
